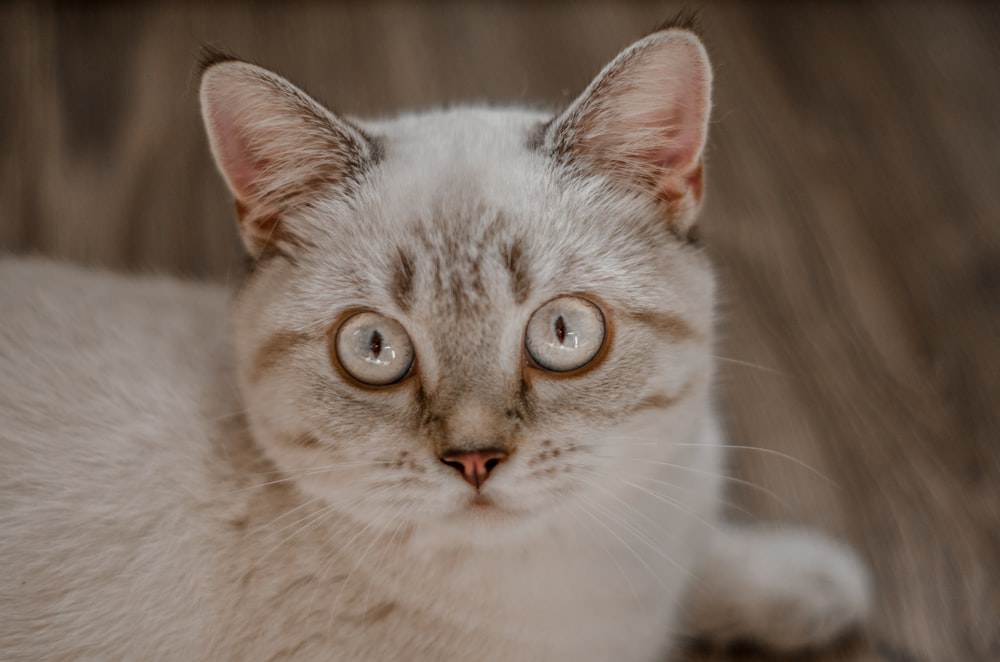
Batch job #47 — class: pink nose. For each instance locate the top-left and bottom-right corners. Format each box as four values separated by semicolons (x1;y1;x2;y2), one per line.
440;450;509;489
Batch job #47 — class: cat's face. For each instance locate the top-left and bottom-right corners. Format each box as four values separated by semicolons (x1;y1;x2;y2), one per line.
200;29;714;542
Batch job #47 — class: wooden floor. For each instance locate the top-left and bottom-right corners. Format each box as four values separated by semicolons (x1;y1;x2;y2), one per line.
2;2;998;660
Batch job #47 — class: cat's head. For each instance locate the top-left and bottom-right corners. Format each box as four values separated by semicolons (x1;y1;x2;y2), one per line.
200;28;715;544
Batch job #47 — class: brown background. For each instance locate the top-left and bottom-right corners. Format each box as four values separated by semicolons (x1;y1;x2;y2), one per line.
1;2;998;661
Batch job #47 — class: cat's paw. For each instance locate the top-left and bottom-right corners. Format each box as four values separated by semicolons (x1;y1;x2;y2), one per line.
685;527;872;652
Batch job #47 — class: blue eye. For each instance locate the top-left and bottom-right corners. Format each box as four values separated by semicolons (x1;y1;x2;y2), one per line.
525;297;605;372
334;312;414;385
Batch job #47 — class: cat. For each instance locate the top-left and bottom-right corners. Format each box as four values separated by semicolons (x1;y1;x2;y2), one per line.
0;24;870;661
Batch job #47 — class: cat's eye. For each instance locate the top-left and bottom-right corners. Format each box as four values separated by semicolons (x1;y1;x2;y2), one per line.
334;312;415;386
525;297;606;373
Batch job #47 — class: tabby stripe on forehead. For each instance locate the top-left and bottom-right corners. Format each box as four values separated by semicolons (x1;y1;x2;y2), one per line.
251;330;312;384
630;310;699;342
503;240;532;304
391;249;416;312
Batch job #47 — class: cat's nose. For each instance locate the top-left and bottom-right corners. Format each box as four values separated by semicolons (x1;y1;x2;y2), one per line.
439;449;509;489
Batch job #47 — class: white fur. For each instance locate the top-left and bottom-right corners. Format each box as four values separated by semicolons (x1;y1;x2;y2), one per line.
0;258;717;660
686;527;872;651
0;28;870;661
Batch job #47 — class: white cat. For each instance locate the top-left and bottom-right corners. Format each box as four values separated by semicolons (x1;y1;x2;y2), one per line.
0;26;870;661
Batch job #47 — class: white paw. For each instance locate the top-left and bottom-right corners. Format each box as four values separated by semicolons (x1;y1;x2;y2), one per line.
686;527;872;652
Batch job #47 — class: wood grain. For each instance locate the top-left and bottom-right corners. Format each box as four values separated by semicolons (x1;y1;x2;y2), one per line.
2;2;997;660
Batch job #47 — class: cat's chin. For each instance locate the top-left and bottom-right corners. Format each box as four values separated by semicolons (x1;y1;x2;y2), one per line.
438;492;558;540
462;493;517;519
408;490;582;553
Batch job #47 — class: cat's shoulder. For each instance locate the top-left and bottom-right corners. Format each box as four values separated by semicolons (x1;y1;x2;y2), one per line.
0;260;247;660
0;255;229;322
1;256;230;358
0;256;235;456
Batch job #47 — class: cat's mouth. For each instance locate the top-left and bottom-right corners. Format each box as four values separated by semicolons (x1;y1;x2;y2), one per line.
469;493;494;508
461;493;514;519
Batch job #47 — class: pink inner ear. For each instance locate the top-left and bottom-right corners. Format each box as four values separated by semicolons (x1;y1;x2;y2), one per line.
207;111;266;203
645;98;706;173
631;47;710;177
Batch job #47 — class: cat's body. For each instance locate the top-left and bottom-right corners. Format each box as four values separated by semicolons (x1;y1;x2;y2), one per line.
0;28;869;661
0;256;715;661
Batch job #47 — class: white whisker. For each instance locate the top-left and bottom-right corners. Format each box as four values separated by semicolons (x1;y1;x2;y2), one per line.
245;495;323;538
329;499;411;631
571;476;696;582
573;467;675;538
712;355;794;378
229;460;393;494
617;468;755;518
571;489;668;589
617;478;719;534
360;504;412;627
564;501;637;599
615;456;792;511
671;442;838;487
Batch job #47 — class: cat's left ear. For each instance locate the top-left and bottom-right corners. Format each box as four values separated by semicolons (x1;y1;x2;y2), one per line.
542;29;712;235
199;54;378;258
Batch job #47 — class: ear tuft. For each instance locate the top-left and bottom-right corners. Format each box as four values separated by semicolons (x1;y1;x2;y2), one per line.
199;60;377;258
652;10;703;36
543;29;713;233
197;45;241;76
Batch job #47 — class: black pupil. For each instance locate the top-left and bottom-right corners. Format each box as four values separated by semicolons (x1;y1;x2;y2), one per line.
555;315;566;344
369;330;383;358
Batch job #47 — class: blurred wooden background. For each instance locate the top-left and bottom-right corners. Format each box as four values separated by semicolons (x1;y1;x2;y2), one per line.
1;2;997;660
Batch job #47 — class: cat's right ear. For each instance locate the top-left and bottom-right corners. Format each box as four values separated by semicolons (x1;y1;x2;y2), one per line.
199;54;378;258
541;28;712;236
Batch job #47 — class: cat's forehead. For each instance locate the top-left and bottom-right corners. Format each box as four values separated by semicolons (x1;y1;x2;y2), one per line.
294;106;691;337
362;107;554;226
363;106;547;168
355;107;659;266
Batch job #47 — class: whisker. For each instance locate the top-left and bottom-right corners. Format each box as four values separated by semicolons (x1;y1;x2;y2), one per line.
594;430;832;506
670;442;838;487
712;355;794;378
564;501;638;599
608;434;835;487
330;499;410;627
245;483;396;570
245;495;323;538
308;494;402;630
573;467;675;538
617;478;719;534
229;461;393;494
580;490;664;552
614;456;793;511
360;504;413;627
616;468;755;518
571;489;668;589
571;477;696;582
241;500;342;572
